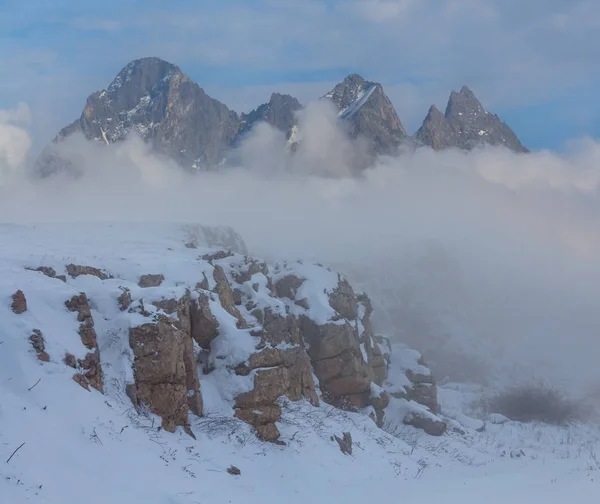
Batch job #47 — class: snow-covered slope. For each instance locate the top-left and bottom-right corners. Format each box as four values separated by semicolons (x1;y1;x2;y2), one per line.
1;223;599;504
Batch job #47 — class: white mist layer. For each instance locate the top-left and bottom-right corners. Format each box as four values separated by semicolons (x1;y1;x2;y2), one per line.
2;102;600;393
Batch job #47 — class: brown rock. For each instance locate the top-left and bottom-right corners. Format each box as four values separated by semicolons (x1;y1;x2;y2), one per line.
407;383;438;413
78;350;104;393
227;466;241;476
300;317;359;361
403;412;446;436
275;275;304;300
328;277;358;320
66;264;108;280
56;275;67;283
262;310;301;346
195;273;210;291
235;404;282;426
29;329;50;362
200;250;234;262
29;266;57;278
255;423;281;442
153;293;192;335
190;293;219;348
65;293;98;350
117;288;132;311
73;373;90;391
213;265;247;328
235;367;289;409
182;332;203;417
129;320;197;430
65;353;77;368
11;290;27;314
234;260;269;284
334;432;353;455
138;274;165;288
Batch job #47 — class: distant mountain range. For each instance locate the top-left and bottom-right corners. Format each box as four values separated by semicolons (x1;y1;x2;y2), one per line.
35;57;528;176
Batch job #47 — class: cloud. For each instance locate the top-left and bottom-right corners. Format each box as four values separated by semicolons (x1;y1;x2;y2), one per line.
0;104;32;179
3;103;600;392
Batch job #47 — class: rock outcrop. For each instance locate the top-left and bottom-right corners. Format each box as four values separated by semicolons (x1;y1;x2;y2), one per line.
129;318;202;432
415;86;527;153
65;293;104;392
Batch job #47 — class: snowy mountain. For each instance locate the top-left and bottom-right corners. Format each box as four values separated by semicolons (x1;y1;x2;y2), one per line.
35;58;528;177
1;223;599;503
323;74;408;156
415;86;528;153
36;57;241;175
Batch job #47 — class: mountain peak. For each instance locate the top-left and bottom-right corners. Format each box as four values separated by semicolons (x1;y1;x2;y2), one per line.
323;74;407;158
415;86;527;153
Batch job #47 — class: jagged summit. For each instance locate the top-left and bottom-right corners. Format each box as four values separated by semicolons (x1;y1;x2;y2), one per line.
415;85;527;153
323;73;407;156
236;92;302;141
36;56;240;175
36;59;530;177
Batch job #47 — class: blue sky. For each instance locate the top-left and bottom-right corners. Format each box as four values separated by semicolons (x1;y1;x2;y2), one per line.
1;0;599;152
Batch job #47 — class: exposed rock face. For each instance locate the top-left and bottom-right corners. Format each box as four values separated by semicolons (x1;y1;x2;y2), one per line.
66;264;109;280
189;293;219;348
29;329;50;362
11;290;27;314
236;93;302;141
234;325;319;441
415;86;527;153
138;274;165;288
129;319;202;431
65;293;103;392
212;265;247;328
324;74;407;156
36;57;240;175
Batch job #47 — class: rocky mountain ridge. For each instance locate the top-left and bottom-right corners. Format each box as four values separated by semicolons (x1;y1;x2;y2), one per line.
36;57;528;175
2;223;445;444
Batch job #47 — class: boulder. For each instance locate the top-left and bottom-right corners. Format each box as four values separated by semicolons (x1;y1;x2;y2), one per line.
189;293;219;348
403;412;446;436
138;274;165;288
11;290;27;314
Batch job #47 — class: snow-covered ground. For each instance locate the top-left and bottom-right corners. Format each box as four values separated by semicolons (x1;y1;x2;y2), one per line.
1;223;599;504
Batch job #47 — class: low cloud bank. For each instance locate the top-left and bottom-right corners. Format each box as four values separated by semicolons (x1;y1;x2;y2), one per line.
2;102;600;392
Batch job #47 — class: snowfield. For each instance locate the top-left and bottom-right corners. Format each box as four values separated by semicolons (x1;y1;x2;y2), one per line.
1;223;598;504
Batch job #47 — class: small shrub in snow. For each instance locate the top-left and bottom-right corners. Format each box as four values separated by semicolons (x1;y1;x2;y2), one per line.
484;384;582;426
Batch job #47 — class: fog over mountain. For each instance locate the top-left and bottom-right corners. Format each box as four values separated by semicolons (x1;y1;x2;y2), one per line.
3;92;600;392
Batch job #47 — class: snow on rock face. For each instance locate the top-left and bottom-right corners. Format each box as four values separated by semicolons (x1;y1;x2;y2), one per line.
3;223;600;503
0;222;449;446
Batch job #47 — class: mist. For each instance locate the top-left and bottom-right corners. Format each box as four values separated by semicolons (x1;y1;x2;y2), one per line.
2;101;600;395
